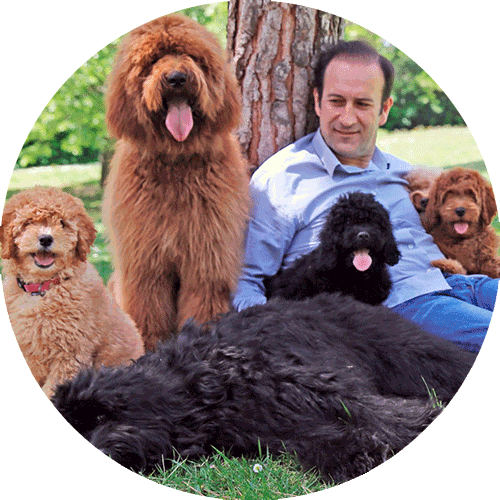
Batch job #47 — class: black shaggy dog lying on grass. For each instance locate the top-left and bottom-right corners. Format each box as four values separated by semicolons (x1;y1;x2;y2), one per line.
265;192;401;305
52;293;475;484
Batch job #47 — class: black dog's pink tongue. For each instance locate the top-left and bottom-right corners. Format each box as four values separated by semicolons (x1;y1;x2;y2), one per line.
165;99;193;142
353;249;372;272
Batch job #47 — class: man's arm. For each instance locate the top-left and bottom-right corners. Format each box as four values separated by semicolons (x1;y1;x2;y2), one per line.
233;180;296;312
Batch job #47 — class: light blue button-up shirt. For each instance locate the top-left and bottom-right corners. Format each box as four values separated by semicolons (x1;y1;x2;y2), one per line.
233;129;451;312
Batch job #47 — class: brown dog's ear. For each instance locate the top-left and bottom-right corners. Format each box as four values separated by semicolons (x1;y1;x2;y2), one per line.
480;176;497;225
410;191;429;214
74;212;97;262
0;213;17;259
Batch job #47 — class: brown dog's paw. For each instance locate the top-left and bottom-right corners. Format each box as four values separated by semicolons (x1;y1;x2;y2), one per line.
431;258;467;275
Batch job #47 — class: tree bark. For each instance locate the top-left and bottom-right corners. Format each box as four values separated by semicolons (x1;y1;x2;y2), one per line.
227;0;344;170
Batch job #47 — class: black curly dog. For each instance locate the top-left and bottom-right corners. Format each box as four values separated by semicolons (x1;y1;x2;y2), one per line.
52;293;475;484
265;192;401;305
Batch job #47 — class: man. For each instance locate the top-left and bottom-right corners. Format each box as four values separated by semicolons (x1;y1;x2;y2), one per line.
233;41;497;353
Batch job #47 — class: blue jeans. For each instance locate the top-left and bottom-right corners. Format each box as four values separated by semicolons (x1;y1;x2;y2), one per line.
392;274;498;353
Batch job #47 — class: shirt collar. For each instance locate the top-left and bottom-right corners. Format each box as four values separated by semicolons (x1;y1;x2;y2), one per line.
312;129;391;175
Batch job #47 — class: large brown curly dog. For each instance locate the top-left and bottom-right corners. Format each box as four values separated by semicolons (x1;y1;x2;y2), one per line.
102;15;250;350
1;187;144;397
421;167;500;277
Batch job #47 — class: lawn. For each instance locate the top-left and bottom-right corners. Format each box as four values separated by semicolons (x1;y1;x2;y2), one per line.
2;125;492;497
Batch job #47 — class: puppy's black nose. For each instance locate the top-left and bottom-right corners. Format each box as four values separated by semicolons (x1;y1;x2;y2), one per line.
420;198;429;210
357;231;370;241
455;207;466;217
39;235;54;248
166;71;187;88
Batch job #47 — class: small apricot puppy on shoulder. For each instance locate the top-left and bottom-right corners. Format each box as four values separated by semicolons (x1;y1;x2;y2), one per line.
404;165;442;215
1;187;144;397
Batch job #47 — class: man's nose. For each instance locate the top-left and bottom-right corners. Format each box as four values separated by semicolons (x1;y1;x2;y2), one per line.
338;103;356;127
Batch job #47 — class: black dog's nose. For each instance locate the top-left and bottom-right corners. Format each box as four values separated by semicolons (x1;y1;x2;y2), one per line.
166;71;187;88
455;207;466;217
39;234;54;248
357;231;370;241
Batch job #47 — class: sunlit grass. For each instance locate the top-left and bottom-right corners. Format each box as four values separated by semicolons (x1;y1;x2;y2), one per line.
377;125;486;173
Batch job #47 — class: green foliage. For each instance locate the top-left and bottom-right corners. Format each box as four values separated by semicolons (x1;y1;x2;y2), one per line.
17;40;119;168
183;2;228;47
16;5;468;169
16;4;227;169
344;23;465;131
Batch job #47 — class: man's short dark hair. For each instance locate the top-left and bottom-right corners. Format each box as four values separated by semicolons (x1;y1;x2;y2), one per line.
314;41;395;107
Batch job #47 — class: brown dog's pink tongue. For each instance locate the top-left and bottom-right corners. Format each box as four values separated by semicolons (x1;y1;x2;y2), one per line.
165;100;193;142
353;249;372;272
35;253;55;267
454;222;469;235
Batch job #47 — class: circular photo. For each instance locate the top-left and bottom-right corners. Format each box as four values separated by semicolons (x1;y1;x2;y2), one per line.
2;2;498;499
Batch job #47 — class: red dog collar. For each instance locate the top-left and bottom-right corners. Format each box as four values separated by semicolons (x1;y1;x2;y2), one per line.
17;277;61;296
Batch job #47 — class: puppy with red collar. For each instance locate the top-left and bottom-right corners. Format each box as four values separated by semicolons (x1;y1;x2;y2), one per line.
1;187;144;397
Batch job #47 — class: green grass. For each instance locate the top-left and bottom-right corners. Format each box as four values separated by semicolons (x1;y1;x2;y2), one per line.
7;163;102;191
2;125;492;497
144;448;327;499
377;125;486;172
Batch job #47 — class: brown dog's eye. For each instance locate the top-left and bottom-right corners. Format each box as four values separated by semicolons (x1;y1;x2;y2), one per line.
60;219;66;228
465;189;477;201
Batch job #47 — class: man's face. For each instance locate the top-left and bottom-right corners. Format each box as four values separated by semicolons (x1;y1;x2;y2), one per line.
314;57;393;168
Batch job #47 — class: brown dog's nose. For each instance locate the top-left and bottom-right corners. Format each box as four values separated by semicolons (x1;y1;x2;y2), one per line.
39;234;54;248
166;71;187;88
455;207;466;217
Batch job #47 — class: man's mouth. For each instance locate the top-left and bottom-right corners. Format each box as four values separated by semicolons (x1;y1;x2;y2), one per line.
334;129;359;136
32;252;56;269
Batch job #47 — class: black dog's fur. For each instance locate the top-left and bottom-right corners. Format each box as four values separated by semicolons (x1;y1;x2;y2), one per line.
265;192;401;305
52;293;475;484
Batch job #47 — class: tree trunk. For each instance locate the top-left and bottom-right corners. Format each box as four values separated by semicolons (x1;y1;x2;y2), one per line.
227;0;344;170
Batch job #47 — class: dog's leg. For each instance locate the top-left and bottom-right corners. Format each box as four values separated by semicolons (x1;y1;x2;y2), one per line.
120;269;178;350
477;254;500;278
177;279;232;328
431;258;467;275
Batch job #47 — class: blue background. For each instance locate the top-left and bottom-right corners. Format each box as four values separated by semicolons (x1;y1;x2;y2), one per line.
0;0;500;500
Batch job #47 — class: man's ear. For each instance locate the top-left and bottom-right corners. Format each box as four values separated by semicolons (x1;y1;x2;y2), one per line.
378;96;393;126
313;88;321;117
